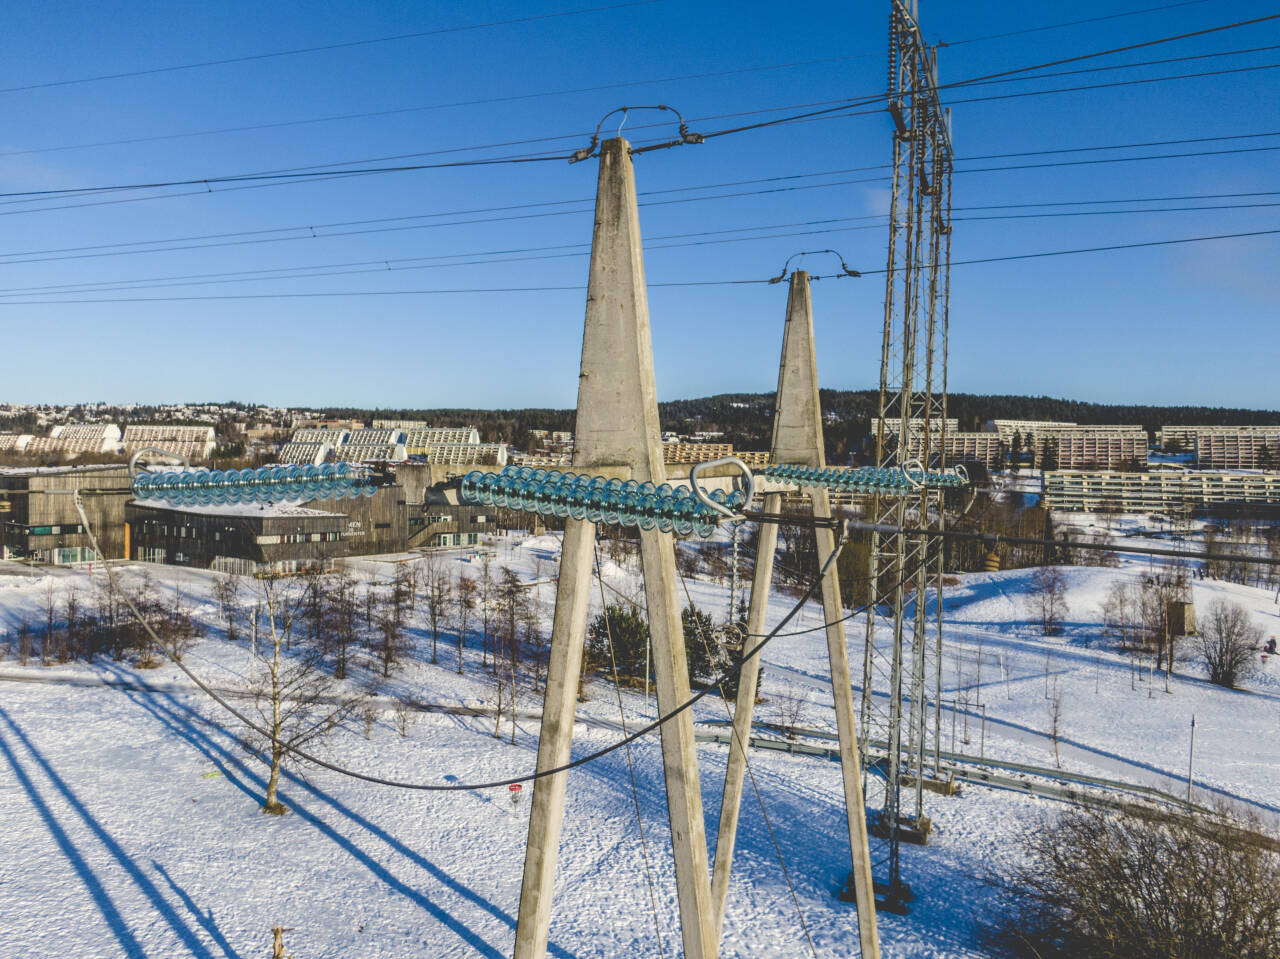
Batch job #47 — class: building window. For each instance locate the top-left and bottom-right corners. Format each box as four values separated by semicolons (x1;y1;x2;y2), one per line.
374;522;391;530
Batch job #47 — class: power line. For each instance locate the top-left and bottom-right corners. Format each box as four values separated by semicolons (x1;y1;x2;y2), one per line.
943;60;1280;112
0;1;664;95
936;42;1280;94
957;129;1280;164
0;219;888;296
695;15;1280;145
839;228;1280;278
952;189;1280;211
952;200;1280;223
0;67;1270;219
957;143;1280;175
0;54;877;161
2;131;1275;262
938;12;1280;90
5;228;1276;305
0;145;575;200
941;0;1214;46
6;35;1270;163
5;201;1278;300
7;11;1280;202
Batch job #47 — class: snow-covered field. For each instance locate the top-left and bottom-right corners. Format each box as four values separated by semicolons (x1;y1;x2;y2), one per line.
2;524;1278;958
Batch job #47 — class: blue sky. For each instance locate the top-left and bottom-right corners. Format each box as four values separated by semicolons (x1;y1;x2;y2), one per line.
1;1;1276;409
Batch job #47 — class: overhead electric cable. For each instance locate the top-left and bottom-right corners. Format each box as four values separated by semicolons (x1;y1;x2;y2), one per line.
827;228;1280;278
0;1;665;95
8;36;1270;162
690;15;1280;144
956;143;1280;175
941;0;1213;46
3;130;1276;258
8;10;1280;202
938;12;1280;89
6;201;1279;299
2;67;1274;216
9;228;1277;305
957;129;1280;163
0;146;576;200
953;189;1280;211
0;53;877;160
952;200;1280;222
943;61;1280;111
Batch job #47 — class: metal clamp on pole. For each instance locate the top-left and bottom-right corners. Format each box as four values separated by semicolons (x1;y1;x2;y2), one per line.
901;458;926;489
689;456;754;520
128;446;190;478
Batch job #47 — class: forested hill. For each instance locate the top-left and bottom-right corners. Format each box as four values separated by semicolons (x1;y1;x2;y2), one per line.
330;392;1280;459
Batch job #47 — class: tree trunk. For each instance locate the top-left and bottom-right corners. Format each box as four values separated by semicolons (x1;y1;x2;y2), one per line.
263;644;287;815
263;744;286;815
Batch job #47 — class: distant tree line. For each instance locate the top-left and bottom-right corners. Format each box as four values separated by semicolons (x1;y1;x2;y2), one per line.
316;391;1280;455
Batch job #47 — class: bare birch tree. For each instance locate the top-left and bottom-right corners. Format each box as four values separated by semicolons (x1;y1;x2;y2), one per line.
423;554;452;665
1029;565;1069;637
243;575;364;815
478;552;494;669
455;573;476;675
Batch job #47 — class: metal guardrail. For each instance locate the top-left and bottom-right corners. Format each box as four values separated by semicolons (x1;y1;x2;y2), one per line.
693;727;1203;814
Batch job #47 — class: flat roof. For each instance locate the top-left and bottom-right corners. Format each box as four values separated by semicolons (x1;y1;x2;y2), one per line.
129;499;341;518
0;463;129;476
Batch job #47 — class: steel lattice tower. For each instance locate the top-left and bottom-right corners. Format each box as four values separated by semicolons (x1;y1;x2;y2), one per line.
859;0;953;912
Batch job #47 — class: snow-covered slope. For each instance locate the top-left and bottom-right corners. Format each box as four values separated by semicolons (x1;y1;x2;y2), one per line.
1;527;1277;958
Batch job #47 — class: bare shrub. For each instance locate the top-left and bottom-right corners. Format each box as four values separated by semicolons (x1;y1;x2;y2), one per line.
1199;598;1262;689
1028;565;1069;636
360;704;378;740
392;697;414;737
1099;581;1141;648
770;681;810;740
996;803;1280;959
1046;685;1063;769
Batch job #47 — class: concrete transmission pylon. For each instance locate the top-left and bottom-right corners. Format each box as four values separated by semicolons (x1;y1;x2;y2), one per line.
859;0;954;912
513;136;717;959
711;268;879;958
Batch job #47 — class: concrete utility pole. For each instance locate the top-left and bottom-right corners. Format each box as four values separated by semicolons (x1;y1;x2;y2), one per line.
513;137;717;959
710;271;879;957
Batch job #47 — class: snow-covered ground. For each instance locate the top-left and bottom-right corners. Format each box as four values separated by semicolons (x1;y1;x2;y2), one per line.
2;524;1278;958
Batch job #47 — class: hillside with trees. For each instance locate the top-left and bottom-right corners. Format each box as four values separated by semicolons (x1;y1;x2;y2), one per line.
330;393;1280;460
